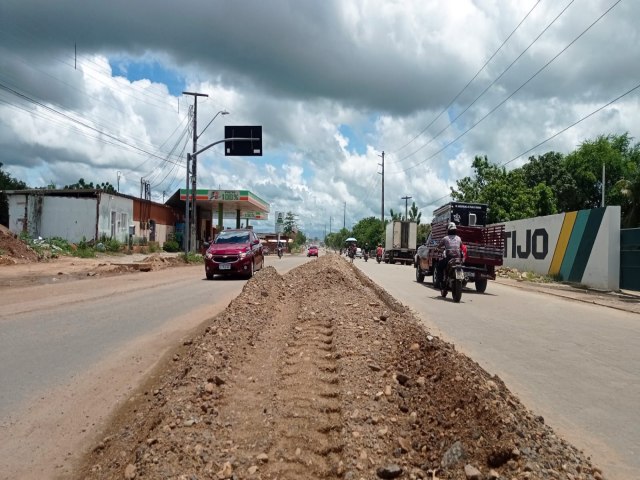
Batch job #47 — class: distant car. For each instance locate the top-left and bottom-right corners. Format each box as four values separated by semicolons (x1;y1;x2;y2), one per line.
355;247;362;258
204;229;264;279
307;245;319;257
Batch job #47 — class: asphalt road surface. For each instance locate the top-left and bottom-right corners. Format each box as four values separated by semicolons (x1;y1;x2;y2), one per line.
0;254;304;479
351;254;639;480
1;251;637;479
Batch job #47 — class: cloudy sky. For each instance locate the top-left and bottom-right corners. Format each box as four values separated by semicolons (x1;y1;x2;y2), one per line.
1;0;638;239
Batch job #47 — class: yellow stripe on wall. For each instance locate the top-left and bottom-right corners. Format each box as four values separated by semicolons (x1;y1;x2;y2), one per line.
549;211;577;276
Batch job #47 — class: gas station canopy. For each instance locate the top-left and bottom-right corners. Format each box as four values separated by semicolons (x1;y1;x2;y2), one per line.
167;189;270;227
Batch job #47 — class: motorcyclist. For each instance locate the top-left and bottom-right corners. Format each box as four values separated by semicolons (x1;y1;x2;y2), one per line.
436;222;464;286
376;243;383;258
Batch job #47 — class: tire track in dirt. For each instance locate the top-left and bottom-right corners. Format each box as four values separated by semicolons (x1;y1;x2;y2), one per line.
263;303;343;479
76;257;608;480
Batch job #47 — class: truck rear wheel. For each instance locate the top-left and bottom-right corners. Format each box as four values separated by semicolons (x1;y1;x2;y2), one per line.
416;267;424;283
475;278;488;293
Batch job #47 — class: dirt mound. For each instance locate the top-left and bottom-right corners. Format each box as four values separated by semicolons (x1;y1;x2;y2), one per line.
0;225;39;264
76;255;604;480
141;253;186;269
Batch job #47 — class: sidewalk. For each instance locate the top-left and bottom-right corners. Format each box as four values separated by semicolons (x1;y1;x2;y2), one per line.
495;277;640;315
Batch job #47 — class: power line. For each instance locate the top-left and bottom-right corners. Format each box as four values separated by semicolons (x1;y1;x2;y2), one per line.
418;79;640;211
0;81;186;167
389;0;622;176
501;81;640;167
389;0;575;167
389;0;542;157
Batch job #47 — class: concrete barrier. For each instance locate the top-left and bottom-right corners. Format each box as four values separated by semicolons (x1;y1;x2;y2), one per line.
496;206;620;290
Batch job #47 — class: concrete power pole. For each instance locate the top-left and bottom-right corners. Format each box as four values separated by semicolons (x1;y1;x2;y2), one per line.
183;91;209;252
401;195;412;221
343;201;346;229
378;151;384;223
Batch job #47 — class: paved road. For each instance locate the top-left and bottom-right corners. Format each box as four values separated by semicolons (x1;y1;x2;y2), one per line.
0;255;304;479
2;252;636;479
351;255;639;480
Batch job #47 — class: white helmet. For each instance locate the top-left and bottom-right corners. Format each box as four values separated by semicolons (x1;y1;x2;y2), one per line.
448;222;457;231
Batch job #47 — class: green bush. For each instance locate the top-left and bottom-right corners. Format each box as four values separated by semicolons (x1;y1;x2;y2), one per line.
78;236;89;250
163;239;181;252
180;252;203;264
49;237;72;251
75;247;96;258
105;238;121;252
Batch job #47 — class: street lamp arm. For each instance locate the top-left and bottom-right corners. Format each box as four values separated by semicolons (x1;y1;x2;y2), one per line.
198;110;229;140
191;137;261;157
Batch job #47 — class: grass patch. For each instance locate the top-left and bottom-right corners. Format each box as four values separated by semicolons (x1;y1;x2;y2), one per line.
180;252;204;264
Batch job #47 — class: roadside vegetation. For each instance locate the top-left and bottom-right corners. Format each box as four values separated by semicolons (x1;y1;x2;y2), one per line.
180;251;204;263
496;266;555;283
17;233;166;260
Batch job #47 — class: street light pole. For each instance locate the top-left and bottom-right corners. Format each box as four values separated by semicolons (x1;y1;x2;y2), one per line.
183;91;209;253
378;151;384;223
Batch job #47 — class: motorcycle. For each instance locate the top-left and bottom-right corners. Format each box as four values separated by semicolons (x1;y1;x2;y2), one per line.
438;257;464;303
277;247;283;259
363;250;369;262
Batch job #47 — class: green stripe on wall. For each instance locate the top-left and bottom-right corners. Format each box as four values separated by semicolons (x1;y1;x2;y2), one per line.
548;211;577;276
567;208;606;282
559;210;590;281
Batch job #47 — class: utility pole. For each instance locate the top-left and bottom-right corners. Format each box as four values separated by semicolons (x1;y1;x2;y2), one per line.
117;171;121;193
401;195;412;220
183;91;209;252
330;216;332;234
601;163;606;207
378;151;384;224
343;201;346;229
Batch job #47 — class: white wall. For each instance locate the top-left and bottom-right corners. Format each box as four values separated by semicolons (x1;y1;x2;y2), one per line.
8;194;96;241
40;197;96;241
7;194;27;233
97;193;134;243
501;212;565;273
497;206;620;290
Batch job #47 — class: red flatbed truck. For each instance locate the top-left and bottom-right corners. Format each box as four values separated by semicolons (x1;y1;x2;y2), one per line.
414;202;505;293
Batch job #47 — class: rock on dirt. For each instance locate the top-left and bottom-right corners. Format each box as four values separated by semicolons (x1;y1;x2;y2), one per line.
75;255;606;480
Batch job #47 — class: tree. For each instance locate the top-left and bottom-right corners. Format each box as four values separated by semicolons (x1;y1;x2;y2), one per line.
451;156;556;223
283;211;297;235
450;155;501;203
389;208;402;221
417;223;431;244
520;152;575;213
63;178;117;194
324;228;351;251
0;163;28;227
408;202;422;225
292;230;307;248
564;134;630;210
352;217;385;249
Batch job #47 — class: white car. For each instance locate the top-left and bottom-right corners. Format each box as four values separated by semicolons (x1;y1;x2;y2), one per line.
355;247;362;258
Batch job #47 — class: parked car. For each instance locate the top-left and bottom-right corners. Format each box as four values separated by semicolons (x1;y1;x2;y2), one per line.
355;247;362;258
307;245;319;257
204;229;264;279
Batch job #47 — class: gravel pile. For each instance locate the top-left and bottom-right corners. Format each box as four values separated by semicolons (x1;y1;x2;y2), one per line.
76;255;605;480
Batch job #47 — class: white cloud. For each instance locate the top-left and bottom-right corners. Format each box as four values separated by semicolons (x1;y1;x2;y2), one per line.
0;0;638;238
